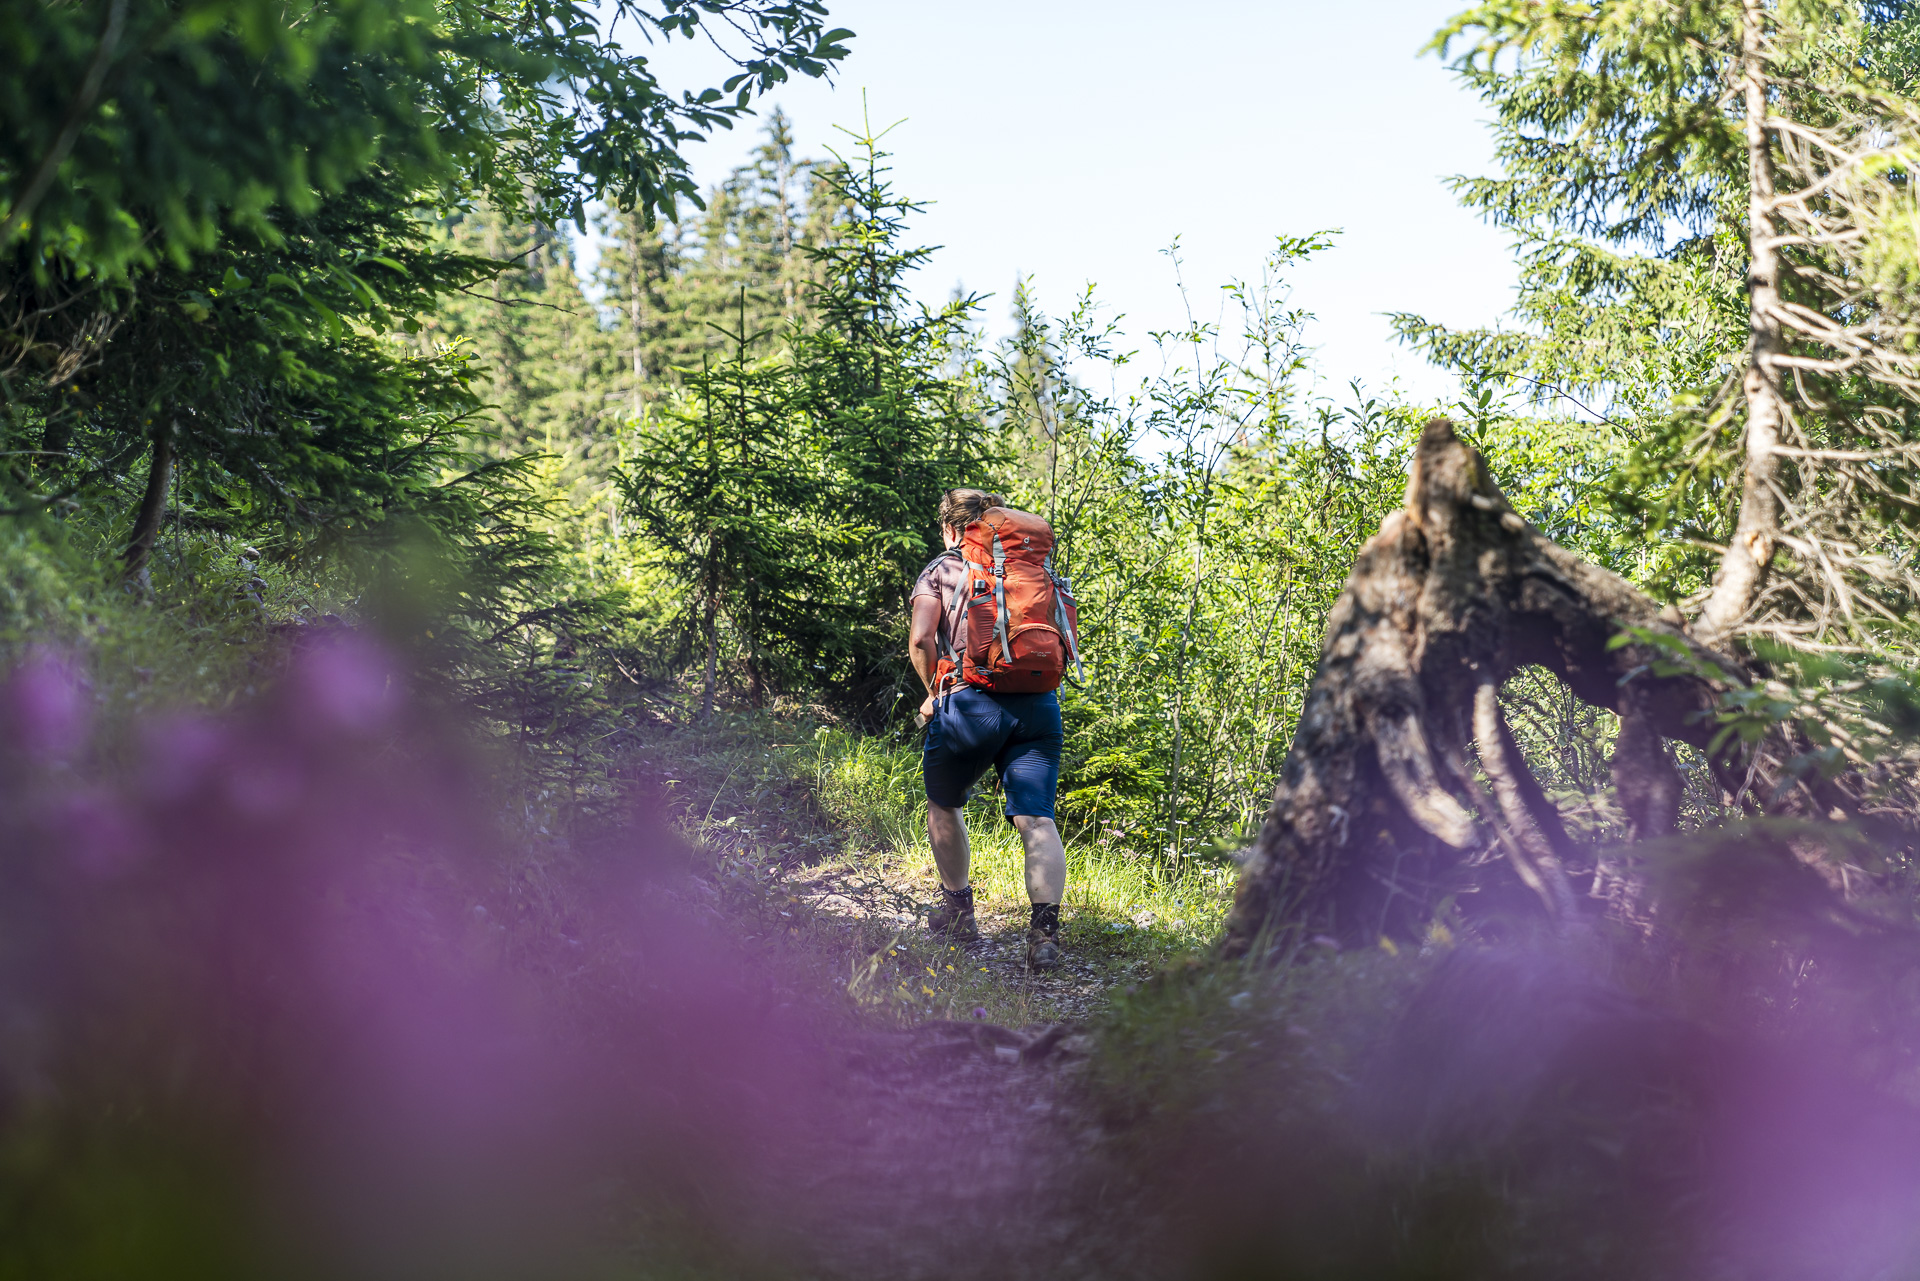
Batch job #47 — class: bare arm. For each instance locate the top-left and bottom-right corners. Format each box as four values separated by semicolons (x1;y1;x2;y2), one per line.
909;593;942;697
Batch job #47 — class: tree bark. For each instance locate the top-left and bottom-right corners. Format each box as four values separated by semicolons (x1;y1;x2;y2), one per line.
627;219;646;420
122;418;174;580
1699;0;1786;644
701;584;719;721
1224;419;1746;952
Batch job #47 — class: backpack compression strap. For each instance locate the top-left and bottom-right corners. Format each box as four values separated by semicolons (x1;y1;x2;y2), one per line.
1046;554;1085;684
990;535;1012;664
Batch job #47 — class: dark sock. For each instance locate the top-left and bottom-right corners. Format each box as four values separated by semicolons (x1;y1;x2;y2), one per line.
1030;902;1059;934
944;884;973;904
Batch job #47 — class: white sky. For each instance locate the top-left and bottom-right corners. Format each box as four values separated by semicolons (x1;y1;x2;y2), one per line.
609;0;1519;411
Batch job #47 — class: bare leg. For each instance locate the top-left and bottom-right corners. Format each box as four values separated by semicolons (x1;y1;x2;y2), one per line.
1011;815;1066;903
928;803;970;891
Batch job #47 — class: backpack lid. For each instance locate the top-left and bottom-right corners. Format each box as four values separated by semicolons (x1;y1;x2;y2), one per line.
966;506;1053;553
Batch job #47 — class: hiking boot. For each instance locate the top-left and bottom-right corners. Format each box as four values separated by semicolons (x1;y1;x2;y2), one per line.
1026;927;1062;972
928;885;978;942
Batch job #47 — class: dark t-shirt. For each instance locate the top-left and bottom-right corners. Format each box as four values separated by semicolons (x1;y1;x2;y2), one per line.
910;550;970;658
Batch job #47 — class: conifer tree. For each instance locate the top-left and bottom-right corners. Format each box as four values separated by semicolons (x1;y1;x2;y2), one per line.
617;291;817;713
594;209;683;420
2;0;854;592
430;213;621;481
588;112;825;417
657;111;828;377
435;115;844;638
1225;0;1920;945
1407;0;1920;657
784;122;995;716
613;119;995;717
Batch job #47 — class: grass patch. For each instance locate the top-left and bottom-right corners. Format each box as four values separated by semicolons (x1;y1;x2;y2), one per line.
1081;935;1433;1132
1;518;356;726
797;724;1233;949
619;710;1238;1026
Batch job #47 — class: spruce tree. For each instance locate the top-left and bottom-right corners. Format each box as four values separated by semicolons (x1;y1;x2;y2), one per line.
593;208;684;420
654;111;829;378
613;119;997;718
1407;0;1920;656
3;0;854;590
617;290;818;713
785;122;996;718
587;112;826;417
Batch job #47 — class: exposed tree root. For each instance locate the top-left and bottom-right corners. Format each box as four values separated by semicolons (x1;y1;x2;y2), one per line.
1225;418;1763;950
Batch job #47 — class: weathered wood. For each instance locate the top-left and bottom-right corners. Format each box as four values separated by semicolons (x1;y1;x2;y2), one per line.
1224;418;1742;951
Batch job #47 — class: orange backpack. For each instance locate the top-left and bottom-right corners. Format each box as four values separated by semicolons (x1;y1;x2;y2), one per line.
935;507;1083;696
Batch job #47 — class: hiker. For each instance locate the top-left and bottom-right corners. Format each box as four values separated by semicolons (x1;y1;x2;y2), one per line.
909;488;1082;972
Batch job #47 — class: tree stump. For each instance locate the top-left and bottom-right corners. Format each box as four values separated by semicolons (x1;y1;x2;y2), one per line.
1224;418;1744;951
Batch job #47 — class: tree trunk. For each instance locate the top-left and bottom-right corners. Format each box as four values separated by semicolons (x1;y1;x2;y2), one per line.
701;589;719;721
122;418;174;580
1224;419;1749;952
1699;0;1786;644
745;593;765;708
628;221;646;420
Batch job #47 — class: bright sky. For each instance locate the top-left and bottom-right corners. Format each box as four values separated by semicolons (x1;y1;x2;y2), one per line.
615;0;1518;412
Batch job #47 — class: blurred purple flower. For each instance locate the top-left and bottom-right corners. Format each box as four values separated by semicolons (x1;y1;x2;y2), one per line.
287;632;397;735
0;650;88;761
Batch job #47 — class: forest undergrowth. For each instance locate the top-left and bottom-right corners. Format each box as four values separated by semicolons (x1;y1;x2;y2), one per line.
14;0;1920;1274
626;708;1235;1029
8;425;1920;1281
604;693;1920;1281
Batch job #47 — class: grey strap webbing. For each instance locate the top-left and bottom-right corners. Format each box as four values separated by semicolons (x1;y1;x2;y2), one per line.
991;535;1011;664
1053;576;1084;682
932;547;966;671
1043;553;1084;684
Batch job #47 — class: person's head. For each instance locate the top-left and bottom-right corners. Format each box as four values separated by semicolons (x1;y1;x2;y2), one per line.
938;488;1004;545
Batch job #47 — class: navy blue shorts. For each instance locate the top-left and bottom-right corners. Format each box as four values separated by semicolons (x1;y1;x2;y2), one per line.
923;687;1063;819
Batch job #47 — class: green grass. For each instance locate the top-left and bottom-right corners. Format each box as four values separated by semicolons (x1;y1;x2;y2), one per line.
623;710;1238;1026
1080;933;1432;1130
797;723;1234;946
1;517;356;728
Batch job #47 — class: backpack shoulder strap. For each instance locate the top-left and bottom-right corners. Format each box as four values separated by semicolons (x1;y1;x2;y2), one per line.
919;546;968;670
919;546;962;578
